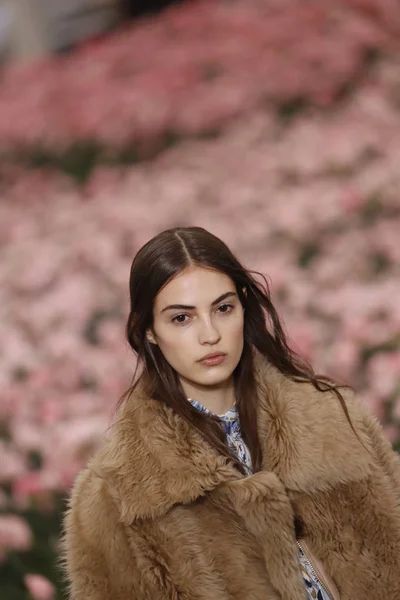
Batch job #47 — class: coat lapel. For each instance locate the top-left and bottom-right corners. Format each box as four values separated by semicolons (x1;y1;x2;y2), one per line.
95;387;241;524
95;358;373;528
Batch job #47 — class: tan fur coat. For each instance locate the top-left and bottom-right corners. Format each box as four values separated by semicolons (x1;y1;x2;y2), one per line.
62;361;400;599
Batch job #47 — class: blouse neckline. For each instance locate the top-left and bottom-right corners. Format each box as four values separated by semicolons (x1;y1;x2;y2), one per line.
188;398;238;422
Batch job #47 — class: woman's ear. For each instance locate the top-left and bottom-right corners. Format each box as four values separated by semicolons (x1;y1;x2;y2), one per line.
146;328;157;345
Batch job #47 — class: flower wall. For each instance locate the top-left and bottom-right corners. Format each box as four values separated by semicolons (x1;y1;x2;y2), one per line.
1;0;400;598
0;0;399;157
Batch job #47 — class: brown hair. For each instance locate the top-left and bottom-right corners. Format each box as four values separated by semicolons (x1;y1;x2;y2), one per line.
121;226;352;477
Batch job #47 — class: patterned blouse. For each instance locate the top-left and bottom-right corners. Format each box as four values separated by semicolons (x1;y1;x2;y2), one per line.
189;398;332;600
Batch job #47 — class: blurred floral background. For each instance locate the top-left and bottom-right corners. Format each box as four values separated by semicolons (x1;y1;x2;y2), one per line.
1;0;400;598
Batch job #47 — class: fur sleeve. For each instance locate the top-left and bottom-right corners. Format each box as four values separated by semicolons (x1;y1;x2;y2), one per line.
60;469;117;600
61;464;183;600
60;465;149;600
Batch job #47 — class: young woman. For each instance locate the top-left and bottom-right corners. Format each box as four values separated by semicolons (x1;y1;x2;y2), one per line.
62;226;400;600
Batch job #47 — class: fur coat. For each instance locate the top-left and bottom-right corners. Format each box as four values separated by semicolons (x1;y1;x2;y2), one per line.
62;360;400;599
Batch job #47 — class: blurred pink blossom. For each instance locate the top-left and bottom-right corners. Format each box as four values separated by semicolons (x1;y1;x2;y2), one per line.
0;443;27;483
338;186;368;213
330;339;360;380
0;515;32;552
366;353;400;399
12;473;45;504
24;574;55;600
383;425;400;443
0;0;396;151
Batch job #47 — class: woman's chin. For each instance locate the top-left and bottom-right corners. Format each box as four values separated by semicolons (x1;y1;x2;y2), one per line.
194;369;234;388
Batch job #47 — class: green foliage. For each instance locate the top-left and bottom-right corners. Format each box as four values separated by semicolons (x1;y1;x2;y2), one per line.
359;337;400;365
297;242;320;268
277;96;308;124
360;195;383;225
27;451;43;472
4;129;187;185
370;251;392;275
28;141;103;185
0;554;30;600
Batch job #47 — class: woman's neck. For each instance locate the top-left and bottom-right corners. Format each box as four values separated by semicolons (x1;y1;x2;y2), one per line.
181;377;236;415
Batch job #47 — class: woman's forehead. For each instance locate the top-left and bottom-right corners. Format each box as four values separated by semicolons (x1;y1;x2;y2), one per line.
154;267;235;309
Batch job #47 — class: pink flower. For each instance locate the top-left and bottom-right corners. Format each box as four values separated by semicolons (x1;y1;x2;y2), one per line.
24;574;55;600
0;515;32;552
0;0;392;151
12;473;44;506
39;400;63;426
383;425;400;444
287;323;317;361
338;186;367;213
0;442;27;483
366;353;400;399
360;393;385;421
330;339;360;379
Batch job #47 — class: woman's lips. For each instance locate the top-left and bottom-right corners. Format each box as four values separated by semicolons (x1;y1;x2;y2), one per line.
199;353;227;367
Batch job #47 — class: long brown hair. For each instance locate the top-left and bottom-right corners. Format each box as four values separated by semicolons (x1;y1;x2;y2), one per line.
121;226;352;476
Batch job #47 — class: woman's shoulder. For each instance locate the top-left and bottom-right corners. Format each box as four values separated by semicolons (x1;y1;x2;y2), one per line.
256;362;379;490
257;359;359;425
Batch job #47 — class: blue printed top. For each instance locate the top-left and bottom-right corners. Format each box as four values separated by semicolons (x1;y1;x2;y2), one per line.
189;398;332;600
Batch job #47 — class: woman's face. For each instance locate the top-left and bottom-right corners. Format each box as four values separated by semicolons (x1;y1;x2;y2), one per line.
148;266;245;398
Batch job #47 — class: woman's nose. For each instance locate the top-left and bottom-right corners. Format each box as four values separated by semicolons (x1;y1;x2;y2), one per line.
198;318;221;345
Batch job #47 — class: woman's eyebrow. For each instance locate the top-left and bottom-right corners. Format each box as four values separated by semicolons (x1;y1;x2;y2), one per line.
160;291;237;313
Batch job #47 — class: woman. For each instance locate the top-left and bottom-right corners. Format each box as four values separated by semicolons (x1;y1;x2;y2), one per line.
62;226;400;599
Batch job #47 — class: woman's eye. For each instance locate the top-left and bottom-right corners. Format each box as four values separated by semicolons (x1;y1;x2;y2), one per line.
172;314;188;324
217;303;233;314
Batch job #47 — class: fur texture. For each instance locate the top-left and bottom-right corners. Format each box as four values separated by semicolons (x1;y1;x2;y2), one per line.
61;360;400;599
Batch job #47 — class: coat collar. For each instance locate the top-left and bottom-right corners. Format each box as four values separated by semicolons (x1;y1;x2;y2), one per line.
95;358;373;524
96;386;240;523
